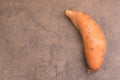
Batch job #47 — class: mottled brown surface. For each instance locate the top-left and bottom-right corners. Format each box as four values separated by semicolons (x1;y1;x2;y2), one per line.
0;0;120;80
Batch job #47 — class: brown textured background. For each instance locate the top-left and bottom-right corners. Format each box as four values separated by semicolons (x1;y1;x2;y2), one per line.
0;0;120;80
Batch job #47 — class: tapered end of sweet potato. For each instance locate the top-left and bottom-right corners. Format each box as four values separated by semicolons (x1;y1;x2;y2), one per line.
88;69;94;73
88;66;100;73
65;10;74;18
66;10;72;15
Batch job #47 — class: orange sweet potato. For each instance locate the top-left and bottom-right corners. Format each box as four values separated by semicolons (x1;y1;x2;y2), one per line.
65;10;106;73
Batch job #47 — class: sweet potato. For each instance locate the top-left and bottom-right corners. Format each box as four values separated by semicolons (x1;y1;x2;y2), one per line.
65;10;106;73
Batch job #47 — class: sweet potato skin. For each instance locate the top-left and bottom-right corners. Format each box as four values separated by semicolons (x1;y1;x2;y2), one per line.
66;10;106;72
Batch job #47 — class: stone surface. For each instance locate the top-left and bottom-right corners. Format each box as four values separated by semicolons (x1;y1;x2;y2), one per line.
0;0;120;80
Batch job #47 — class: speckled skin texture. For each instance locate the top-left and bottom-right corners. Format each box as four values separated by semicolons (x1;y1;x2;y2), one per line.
0;0;120;80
